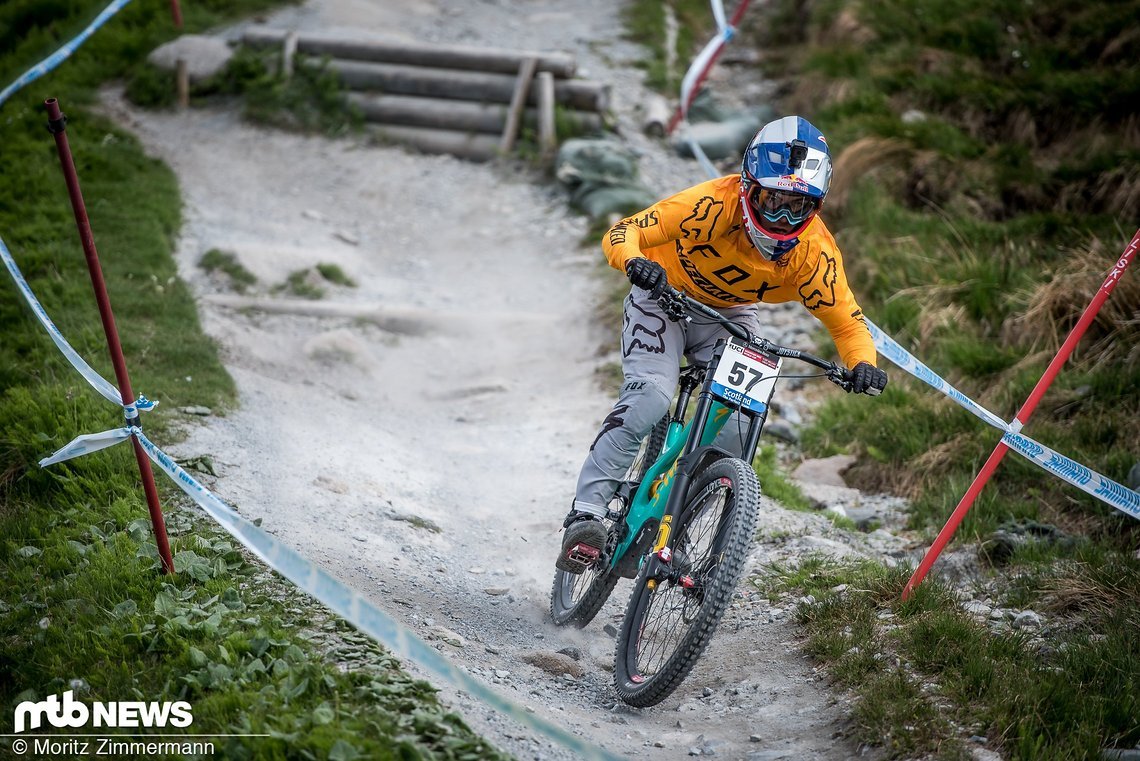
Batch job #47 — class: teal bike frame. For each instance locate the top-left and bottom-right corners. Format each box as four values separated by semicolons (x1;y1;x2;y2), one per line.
610;398;737;567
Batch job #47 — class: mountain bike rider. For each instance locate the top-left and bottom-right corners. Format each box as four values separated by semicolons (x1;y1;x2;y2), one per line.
556;115;888;574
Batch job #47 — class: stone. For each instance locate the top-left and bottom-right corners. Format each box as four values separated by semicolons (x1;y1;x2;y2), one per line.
147;35;234;83
432;626;465;648
963;601;992;617
521;651;585;679
557;646;583;661
313;475;350;494
179;405;212;416
1013;610;1043;629
792;454;857;488
484;587;510;596
764;421;800;445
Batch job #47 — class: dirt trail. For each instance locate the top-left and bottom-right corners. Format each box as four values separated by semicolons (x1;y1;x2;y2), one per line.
104;1;907;758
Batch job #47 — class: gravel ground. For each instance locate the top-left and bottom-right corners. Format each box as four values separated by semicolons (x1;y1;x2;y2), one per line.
100;1;923;758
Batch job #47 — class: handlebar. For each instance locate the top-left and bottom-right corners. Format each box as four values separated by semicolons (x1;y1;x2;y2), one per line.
656;287;855;392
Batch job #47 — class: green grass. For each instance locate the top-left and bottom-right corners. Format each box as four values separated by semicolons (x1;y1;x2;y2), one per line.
200;248;257;293
756;552;1140;759
316;262;356;288
746;0;1139;541
0;2;503;757
277;268;326;299
126;45;364;138
738;0;1140;755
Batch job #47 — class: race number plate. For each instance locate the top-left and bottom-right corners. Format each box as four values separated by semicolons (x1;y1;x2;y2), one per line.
710;340;782;413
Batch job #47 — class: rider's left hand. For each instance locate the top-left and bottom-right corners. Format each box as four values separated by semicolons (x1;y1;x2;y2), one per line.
849;362;887;396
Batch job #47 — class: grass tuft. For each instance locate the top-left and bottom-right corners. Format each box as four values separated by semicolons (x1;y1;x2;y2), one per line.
200;248;257;293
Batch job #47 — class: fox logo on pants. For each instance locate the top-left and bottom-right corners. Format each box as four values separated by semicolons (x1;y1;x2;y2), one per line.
623;301;667;357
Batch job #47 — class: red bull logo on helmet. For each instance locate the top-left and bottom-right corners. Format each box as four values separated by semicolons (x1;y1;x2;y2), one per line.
776;174;810;192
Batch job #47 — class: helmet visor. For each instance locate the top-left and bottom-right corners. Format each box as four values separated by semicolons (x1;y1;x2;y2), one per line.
747;185;820;238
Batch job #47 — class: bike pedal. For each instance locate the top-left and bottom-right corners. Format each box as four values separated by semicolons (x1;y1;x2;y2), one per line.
567;543;600;565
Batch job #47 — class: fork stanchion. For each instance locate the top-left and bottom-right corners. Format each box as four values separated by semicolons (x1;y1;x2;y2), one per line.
902;229;1139;599
45;97;176;575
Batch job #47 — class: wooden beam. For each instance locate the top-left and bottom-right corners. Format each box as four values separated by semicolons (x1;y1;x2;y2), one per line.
536;70;556;157
327;60;609;112
243;27;577;78
500;58;538;154
345;92;602;134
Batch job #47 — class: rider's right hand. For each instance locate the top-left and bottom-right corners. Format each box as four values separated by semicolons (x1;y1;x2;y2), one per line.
849;361;887;396
626;258;668;298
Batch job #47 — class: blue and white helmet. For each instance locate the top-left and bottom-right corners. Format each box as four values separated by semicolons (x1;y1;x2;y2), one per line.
740;116;832;259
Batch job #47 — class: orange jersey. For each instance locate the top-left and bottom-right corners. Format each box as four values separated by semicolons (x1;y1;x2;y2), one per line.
602;175;876;369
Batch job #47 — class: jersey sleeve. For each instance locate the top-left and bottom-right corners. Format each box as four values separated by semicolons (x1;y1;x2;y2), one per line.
794;237;878;369
601;179;733;272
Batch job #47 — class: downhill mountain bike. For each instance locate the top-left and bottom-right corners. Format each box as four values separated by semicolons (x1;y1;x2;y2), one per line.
550;286;872;707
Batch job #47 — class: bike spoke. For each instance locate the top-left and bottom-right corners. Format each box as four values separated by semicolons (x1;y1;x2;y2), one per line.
635;586;689;676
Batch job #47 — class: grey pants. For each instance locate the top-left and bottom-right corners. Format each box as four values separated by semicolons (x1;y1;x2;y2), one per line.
572;287;763;517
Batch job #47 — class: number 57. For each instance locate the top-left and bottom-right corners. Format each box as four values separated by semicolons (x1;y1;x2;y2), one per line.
728;362;762;389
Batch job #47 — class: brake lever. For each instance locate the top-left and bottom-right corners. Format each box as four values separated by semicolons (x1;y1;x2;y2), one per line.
657;290;689;322
829;367;855;393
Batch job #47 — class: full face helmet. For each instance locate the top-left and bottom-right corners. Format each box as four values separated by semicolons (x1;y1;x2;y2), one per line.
740;116;832;259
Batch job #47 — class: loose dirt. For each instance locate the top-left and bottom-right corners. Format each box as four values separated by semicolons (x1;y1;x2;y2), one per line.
102;1;912;758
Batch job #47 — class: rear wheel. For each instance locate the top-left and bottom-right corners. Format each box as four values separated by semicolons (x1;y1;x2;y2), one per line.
613;457;760;706
550;417;668;627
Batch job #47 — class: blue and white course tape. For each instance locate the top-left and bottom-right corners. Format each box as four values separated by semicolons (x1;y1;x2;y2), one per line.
868;318;1140;521
0;0;134;109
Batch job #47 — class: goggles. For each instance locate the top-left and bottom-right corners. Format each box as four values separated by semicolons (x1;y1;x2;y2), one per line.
746;185;820;238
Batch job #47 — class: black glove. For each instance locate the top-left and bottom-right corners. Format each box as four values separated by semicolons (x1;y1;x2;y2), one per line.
849;362;887;396
625;258;668;298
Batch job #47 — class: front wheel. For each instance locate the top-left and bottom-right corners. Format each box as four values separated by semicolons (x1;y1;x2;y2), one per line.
613;457;760;707
550;417;668;628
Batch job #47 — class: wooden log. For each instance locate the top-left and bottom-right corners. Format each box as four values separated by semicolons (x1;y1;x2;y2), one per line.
367;124;500;162
536;70;556;156
325;59;610;112
500;58;538;154
345;92;603;135
243;27;577;78
176;58;189;108
642;92;672;137
282;31;299;79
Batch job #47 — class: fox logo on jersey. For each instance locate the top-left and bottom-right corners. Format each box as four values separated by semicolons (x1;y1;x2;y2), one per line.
680;197;724;242
799;252;837;310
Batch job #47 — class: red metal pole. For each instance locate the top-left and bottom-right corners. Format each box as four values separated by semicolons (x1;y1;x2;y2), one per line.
666;0;752;136
44;98;176;575
170;0;183;29
902;228;1140;598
